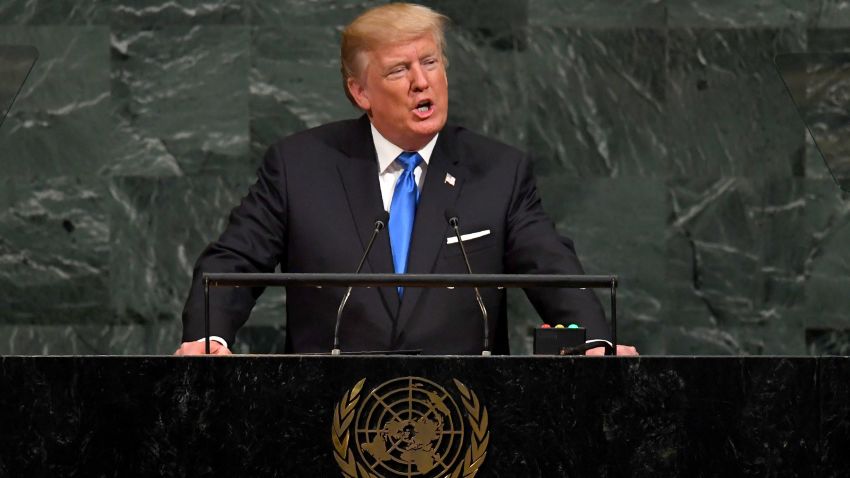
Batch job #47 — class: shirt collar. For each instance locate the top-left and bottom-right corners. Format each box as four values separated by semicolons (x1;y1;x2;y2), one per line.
370;123;438;173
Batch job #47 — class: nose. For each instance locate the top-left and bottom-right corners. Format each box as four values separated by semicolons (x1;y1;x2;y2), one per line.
410;63;429;91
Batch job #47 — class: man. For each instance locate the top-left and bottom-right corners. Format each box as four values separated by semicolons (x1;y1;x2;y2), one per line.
176;3;637;356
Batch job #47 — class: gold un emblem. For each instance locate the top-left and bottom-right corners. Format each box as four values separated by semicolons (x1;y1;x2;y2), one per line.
332;376;490;478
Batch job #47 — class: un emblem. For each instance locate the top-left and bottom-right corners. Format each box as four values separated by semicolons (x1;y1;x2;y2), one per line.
332;377;489;478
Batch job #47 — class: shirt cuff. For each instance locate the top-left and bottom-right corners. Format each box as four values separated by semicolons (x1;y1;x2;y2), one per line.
195;336;228;349
585;339;613;348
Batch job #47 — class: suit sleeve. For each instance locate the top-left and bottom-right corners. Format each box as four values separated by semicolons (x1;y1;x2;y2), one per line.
181;144;288;346
503;155;610;341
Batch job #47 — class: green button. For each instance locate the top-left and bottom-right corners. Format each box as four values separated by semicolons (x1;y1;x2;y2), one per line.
567;324;579;329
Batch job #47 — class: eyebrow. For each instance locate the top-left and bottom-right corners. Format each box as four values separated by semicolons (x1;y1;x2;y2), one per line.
381;53;439;71
383;60;408;70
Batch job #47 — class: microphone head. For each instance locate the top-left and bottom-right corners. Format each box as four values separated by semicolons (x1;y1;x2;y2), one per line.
444;208;459;227
375;211;390;230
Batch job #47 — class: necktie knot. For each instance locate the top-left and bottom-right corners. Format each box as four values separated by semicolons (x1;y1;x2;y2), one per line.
396;151;422;172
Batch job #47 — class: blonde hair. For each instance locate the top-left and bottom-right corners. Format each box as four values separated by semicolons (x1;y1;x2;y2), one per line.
340;3;449;105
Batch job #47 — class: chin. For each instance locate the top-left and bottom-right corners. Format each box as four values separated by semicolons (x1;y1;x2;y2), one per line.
412;116;446;137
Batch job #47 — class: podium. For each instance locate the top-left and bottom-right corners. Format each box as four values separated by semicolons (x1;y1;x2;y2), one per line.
1;355;848;476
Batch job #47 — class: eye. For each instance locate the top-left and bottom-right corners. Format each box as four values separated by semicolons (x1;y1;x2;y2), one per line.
386;66;407;78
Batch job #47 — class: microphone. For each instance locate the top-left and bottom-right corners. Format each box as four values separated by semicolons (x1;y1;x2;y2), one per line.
331;212;389;356
444;209;491;356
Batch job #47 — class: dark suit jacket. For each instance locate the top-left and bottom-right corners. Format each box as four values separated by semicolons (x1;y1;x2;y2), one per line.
182;115;608;354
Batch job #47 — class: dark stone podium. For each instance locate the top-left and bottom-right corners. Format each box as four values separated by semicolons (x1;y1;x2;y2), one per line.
1;356;848;477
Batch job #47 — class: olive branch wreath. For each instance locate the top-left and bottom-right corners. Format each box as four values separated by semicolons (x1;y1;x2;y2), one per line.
331;378;489;478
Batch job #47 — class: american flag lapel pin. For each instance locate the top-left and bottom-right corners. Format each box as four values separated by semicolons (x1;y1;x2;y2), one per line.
444;173;456;187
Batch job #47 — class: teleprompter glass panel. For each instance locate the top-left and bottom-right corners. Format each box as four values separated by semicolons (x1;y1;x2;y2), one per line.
776;53;850;193
0;45;38;130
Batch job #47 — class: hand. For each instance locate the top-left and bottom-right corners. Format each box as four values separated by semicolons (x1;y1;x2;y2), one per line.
585;344;639;356
174;341;233;356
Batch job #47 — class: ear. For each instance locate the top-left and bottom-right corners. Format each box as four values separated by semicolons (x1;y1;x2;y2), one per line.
347;76;371;112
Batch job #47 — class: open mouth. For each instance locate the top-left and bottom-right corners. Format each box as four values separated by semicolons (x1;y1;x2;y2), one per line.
414;99;433;113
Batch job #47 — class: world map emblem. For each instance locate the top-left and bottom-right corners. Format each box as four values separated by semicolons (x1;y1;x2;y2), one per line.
332;377;489;478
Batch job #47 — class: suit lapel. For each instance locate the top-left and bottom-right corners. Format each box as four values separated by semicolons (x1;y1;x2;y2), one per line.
395;132;465;335
336;116;400;318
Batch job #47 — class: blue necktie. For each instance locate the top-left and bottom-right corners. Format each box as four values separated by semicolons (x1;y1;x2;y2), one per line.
389;151;423;296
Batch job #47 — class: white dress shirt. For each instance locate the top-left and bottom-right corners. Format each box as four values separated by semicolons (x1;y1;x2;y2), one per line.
372;123;438;212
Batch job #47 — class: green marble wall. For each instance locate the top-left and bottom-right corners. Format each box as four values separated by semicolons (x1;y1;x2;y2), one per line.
1;0;849;355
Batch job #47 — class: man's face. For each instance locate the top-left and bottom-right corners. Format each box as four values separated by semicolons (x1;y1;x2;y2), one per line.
347;34;449;151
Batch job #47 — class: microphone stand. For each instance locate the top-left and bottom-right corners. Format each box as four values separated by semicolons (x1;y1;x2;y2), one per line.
446;214;491;357
332;216;387;355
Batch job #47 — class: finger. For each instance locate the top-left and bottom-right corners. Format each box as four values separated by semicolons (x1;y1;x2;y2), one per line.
174;342;208;356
